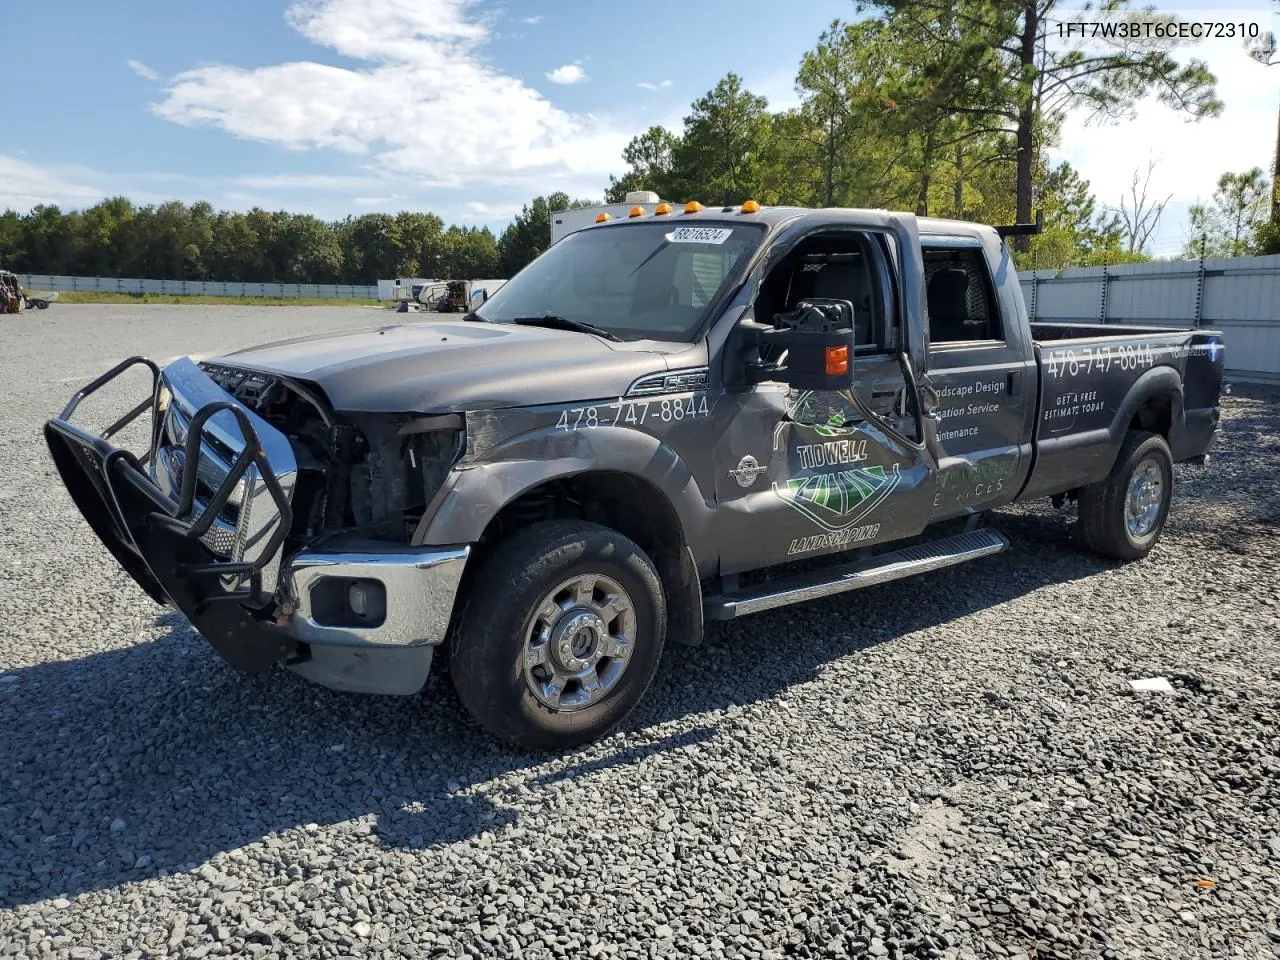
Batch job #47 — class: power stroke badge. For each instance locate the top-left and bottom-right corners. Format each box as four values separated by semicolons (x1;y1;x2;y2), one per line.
728;455;768;488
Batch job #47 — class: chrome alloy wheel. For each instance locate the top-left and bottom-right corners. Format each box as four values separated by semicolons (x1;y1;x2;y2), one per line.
522;574;636;711
1125;456;1164;537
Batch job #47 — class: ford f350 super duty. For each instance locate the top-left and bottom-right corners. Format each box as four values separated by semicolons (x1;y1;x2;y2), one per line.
45;204;1225;749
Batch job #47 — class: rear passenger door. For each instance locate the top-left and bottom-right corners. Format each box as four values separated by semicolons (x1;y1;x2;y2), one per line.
921;237;1036;518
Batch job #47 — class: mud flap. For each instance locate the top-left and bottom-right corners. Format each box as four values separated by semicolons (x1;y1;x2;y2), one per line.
44;420;296;673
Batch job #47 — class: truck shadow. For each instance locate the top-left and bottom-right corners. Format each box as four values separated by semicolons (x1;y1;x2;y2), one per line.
0;507;1114;909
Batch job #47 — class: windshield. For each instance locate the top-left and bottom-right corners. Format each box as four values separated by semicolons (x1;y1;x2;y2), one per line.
474;221;765;341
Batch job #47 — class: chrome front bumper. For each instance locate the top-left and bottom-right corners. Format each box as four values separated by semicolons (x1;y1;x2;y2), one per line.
286;545;470;647
280;544;470;695
45;355;470;695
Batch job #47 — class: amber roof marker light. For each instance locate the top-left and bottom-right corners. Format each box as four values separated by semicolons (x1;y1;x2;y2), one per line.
629;206;645;218
741;199;761;213
595;212;611;223
654;202;672;215
683;201;703;214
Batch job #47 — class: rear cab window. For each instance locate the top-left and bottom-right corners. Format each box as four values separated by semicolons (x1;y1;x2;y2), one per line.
921;243;1004;356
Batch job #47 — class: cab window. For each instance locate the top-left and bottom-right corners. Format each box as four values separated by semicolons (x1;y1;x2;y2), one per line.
922;246;1001;344
752;231;891;353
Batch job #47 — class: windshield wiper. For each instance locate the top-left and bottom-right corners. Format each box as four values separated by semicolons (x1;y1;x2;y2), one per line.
510;315;621;341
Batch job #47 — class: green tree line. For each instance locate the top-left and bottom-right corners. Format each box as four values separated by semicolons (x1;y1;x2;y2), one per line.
3;0;1277;280
0;199;506;284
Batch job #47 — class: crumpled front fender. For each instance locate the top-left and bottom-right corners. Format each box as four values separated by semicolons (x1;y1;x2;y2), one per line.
413;412;716;564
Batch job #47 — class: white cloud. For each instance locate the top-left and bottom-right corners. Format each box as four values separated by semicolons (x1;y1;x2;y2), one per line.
637;80;673;91
232;173;389;191
149;0;623;190
745;69;801;112
353;194;411;206
127;59;160;81
545;63;587;85
218;190;272;208
462;199;521;220
0;156;115;212
0;154;551;231
519;15;543;25
0;156;246;215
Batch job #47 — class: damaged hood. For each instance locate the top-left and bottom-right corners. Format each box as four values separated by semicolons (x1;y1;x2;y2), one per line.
214;319;687;413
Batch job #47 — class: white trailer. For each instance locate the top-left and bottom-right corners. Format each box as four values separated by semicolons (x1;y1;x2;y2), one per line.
550;191;672;245
382;278;439;302
415;278;509;311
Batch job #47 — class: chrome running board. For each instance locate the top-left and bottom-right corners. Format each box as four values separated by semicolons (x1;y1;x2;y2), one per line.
704;528;1009;620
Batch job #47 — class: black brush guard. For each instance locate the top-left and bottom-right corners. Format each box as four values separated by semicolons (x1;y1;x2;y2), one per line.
43;356;299;672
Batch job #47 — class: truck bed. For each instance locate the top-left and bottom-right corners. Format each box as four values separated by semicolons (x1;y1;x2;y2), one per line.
1016;323;1225;502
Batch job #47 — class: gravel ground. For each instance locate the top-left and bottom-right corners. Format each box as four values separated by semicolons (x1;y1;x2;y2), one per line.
1;304;1278;960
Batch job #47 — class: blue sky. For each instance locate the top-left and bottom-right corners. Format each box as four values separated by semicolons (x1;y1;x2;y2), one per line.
0;0;846;227
1;0;1276;255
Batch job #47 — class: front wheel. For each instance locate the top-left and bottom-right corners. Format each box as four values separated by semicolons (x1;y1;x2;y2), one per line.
449;520;667;750
1077;430;1173;561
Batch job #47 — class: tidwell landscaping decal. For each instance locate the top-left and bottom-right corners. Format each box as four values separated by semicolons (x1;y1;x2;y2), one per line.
774;462;902;533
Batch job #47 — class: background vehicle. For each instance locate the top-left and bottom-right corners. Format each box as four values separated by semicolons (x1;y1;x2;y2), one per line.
550;191;672;244
416;278;508;312
1;271;24;313
44;202;1224;750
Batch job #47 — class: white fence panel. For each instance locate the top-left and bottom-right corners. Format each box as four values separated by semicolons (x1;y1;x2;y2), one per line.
1020;254;1280;380
1030;275;1102;322
1203;262;1280;324
16;275;380;299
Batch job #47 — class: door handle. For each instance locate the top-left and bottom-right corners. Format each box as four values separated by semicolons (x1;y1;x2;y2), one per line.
1006;371;1022;395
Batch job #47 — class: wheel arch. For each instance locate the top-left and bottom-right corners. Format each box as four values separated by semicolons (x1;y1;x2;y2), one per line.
1109;367;1183;447
419;429;712;646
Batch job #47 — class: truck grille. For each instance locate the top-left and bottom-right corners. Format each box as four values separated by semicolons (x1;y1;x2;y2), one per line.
149;358;298;595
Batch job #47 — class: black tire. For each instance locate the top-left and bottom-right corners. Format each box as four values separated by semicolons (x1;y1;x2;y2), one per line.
1077;430;1173;561
449;520;667;750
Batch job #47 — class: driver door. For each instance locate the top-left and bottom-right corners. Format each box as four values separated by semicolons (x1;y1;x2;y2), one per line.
711;225;936;574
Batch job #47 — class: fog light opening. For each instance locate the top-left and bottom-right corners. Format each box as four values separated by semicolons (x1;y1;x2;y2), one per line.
309;576;387;628
347;580;386;623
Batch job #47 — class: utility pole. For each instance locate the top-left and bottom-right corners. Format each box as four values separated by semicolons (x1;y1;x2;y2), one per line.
1272;102;1279;222
1099;251;1110;323
1194;235;1207;330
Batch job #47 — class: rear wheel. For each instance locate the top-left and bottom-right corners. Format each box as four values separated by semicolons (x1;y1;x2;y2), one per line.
449;520;666;750
1077;430;1173;561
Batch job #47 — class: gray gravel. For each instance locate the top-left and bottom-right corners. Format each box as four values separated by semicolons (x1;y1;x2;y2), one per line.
2;304;1278;960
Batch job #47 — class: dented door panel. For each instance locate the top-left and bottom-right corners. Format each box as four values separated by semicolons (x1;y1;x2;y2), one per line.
711;384;935;574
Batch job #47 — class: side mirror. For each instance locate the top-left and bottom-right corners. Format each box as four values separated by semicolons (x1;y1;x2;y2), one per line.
739;299;856;391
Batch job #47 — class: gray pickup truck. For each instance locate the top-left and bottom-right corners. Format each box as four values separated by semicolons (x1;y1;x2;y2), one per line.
45;204;1225;748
